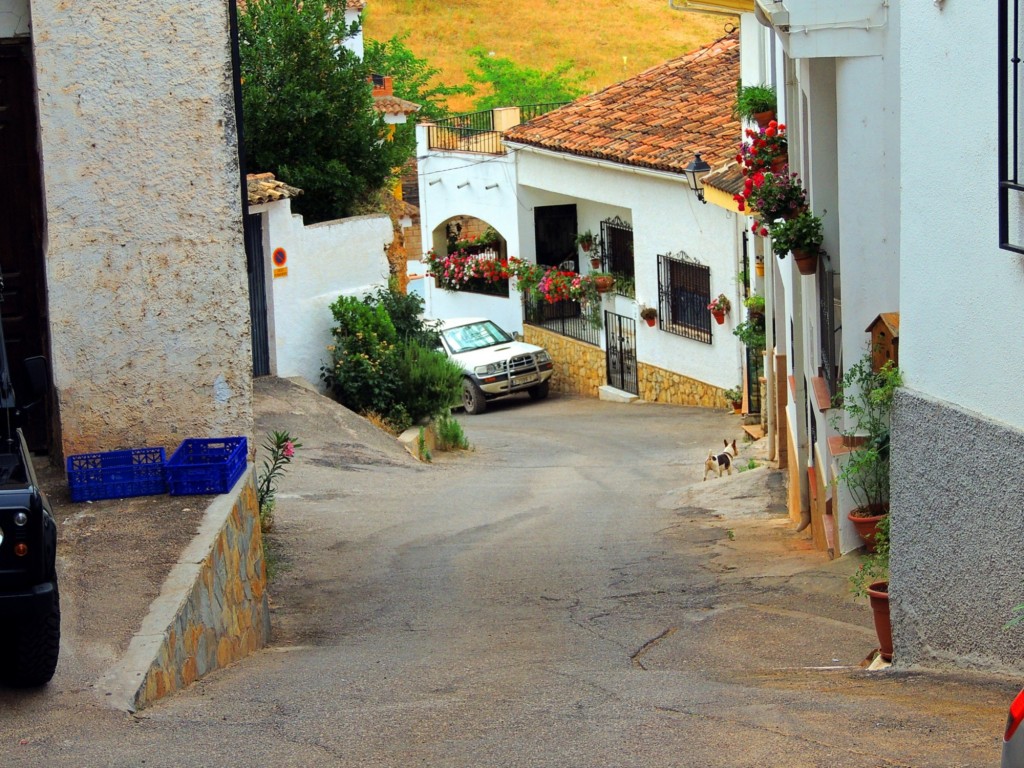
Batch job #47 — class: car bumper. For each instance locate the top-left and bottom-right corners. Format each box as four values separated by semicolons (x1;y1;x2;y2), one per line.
474;365;553;397
0;580;56;618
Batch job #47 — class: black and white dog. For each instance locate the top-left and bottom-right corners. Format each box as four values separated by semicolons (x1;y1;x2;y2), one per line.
703;439;739;481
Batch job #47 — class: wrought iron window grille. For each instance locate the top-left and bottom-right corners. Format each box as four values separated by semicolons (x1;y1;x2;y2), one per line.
656;251;712;344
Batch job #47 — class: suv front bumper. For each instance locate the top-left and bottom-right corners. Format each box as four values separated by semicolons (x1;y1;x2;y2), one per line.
0;580;56;618
473;364;553;397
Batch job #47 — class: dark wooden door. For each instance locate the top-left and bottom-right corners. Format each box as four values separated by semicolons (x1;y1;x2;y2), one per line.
0;45;50;452
245;213;270;376
533;204;577;270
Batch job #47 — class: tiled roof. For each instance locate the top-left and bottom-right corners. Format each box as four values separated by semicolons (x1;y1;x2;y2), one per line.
703;161;745;196
504;34;740;176
373;94;421;116
346;0;366;9
247;173;303;205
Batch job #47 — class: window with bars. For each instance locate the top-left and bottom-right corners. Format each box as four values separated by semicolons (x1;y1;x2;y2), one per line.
656;251;712;344
600;217;634;297
1000;0;1024;253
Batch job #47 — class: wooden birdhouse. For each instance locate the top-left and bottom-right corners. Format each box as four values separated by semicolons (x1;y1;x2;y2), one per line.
865;313;899;373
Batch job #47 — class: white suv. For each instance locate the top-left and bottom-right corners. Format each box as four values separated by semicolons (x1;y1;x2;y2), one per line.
436;318;554;415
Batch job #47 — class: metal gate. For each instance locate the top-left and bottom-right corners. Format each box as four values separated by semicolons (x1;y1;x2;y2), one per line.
605;311;638;395
246;212;271;376
745;346;763;414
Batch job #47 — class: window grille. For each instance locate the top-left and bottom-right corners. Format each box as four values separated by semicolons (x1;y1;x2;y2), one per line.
1000;0;1024;252
600;217;634;295
656;251;712;344
817;253;841;398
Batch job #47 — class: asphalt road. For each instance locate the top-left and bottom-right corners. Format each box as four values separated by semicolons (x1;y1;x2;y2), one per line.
0;384;1014;766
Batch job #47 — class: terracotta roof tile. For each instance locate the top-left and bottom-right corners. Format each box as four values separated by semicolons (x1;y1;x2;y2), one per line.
373;93;422;116
505;34;740;175
247;173;303;205
703;161;746;196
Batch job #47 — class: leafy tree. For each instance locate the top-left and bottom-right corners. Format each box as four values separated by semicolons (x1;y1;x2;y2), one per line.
364;34;470;124
466;47;590;110
239;0;406;223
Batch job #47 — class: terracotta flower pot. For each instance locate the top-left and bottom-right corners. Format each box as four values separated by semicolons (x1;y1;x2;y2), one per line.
590;258;601;270
867;580;893;661
769;154;788;174
644;316;656;327
753;110;776;130
594;275;614;293
792;247;819;276
755;261;765;277
711;309;726;325
849;509;887;553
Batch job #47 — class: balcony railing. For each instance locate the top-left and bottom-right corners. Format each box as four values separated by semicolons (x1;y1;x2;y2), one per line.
523;293;601;347
427;103;568;155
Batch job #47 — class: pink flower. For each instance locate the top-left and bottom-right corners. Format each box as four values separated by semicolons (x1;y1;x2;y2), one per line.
283;441;295;458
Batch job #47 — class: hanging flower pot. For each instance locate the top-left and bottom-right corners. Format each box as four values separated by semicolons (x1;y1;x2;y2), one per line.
711;309;726;325
867;580;893;661
639;306;657;327
792;247;819;276
755;260;765;277
769;154;788;174
707;293;731;325
590;257;601;270
593;275;614;293
753;110;776;130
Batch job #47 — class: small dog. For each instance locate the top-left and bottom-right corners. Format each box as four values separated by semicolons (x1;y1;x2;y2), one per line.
703;439;739;481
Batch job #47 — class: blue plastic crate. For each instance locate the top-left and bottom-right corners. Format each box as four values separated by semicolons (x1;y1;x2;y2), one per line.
166;436;247;496
66;447;168;502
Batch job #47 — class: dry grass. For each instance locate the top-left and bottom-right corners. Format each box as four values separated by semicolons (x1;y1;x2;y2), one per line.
362;0;729;113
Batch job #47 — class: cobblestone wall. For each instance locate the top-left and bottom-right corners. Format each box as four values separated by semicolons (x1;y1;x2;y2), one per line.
524;326;728;408
133;470;270;709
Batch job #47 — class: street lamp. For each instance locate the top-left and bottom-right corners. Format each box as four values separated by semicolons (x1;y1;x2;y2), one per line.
683;152;712;204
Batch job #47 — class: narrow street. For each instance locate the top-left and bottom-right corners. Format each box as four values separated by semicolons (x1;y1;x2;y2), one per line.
0;383;1013;766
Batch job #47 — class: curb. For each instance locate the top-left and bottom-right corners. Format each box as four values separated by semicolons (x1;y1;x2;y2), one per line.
96;465;270;711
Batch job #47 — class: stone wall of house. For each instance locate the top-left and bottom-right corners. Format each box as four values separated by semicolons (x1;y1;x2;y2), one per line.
524;326;605;397
30;0;252;458
524;325;730;409
132;470;270;710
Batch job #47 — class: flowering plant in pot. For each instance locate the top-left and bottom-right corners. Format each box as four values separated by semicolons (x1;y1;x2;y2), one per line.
574;230;597;252
722;385;743;412
737;121;787;175
743;170;807;224
639;305;658;326
707;294;731;314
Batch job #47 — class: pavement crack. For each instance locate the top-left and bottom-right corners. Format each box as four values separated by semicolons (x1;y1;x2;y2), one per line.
630;627;677;670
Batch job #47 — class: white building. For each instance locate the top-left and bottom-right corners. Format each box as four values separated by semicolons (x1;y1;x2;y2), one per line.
416;37;753;409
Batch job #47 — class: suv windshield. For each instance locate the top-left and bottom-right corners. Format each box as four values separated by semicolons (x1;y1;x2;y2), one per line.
442;321;513;354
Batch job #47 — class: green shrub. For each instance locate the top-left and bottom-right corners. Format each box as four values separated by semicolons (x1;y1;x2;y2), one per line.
435;414;470;451
392;341;464;423
364;281;440;347
321;296;399;416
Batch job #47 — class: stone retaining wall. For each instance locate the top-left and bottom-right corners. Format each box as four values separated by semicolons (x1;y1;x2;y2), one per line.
524;325;728;408
101;467;271;711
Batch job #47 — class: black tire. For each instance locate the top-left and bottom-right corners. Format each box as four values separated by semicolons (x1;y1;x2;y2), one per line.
462;379;487;415
527;381;550;400
1;585;60;687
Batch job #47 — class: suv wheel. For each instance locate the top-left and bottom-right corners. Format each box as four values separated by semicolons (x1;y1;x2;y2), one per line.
528;381;550;400
462;379;487;415
0;584;60;687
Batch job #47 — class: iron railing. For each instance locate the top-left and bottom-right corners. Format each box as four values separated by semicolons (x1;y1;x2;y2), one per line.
999;0;1024;253
523;293;601;347
657;251;712;344
427;123;505;155
520;102;569;123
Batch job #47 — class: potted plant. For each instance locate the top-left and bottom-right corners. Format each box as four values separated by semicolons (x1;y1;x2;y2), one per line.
639;305;658;327
744;170;807;224
590;270;615;293
832;350;902;551
733;83;777;128
575;230;597;253
722;385;743;413
707;294;731;324
743;294;765;320
737;121;787;175
769;210;824;275
849;514;893;661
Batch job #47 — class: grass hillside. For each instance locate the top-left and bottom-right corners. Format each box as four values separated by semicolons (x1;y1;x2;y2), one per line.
362;0;728;113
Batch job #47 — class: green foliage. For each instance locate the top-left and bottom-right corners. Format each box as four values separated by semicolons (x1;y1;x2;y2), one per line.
239;0;406;223
744;294;765;313
832;351;903;513
723;385;743;403
392;341;464;423
364;33;472;162
417;427;432;463
732;315;766;351
733;83;777;120
321;287;459;426
466;47;590;110
435;414;470;451
770;210;824;257
850;514;890;597
737;458;759;473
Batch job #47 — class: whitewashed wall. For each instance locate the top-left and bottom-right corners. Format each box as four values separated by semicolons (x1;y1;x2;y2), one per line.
31;0;252;456
255;200;392;389
515;147;743;391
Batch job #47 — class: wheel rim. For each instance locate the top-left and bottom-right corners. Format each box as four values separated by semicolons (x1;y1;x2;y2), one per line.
463;386;474;410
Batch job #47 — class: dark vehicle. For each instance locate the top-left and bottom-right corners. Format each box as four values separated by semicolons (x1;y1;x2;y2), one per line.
0;312;57;686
